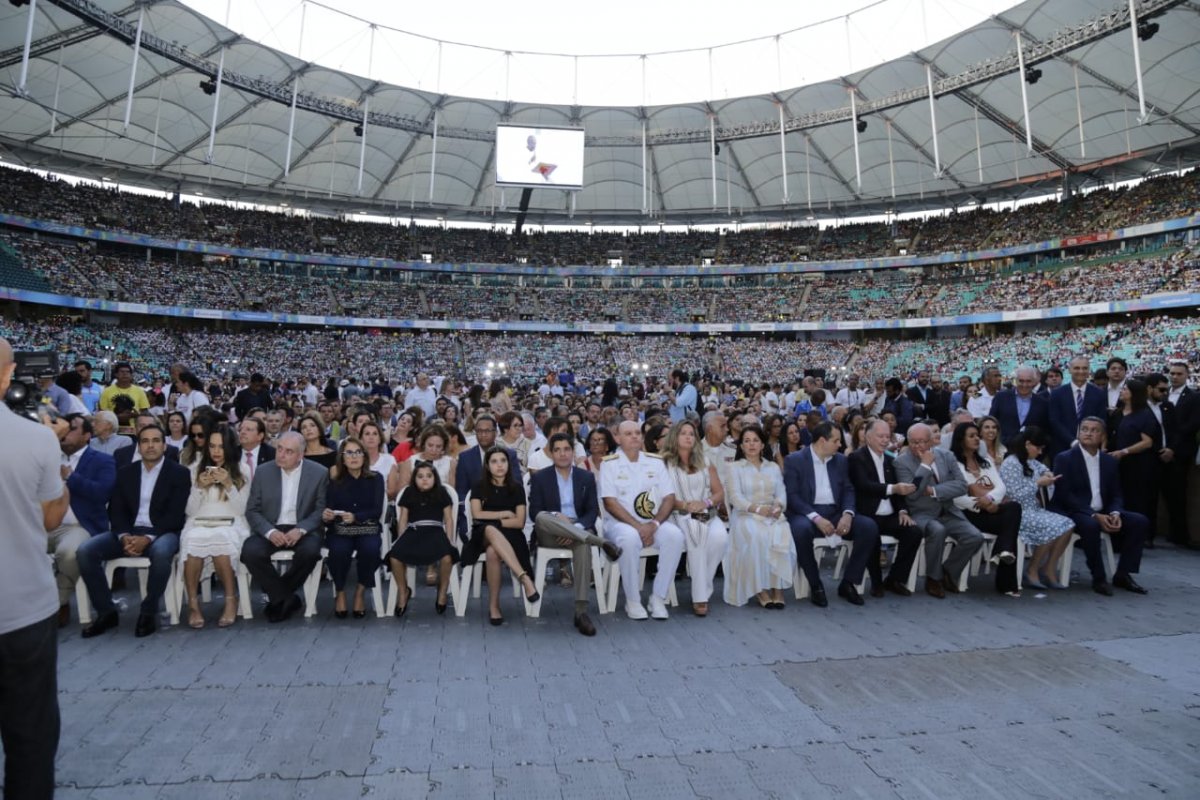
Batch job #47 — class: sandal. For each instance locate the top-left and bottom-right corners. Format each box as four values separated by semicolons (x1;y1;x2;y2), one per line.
218;604;237;628
187;608;205;630
693;602;709;617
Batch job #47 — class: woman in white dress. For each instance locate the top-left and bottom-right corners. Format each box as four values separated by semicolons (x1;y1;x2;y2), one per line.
181;426;250;629
724;424;796;608
661;420;729;616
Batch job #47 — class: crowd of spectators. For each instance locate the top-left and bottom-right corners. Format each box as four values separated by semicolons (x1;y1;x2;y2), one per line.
0;315;1193;391
2;166;1197;266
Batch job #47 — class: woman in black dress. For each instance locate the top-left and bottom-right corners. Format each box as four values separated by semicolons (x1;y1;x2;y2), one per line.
387;462;457;616
463;446;539;625
1111;378;1162;530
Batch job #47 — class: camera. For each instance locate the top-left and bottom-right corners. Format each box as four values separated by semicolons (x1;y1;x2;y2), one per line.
3;350;60;423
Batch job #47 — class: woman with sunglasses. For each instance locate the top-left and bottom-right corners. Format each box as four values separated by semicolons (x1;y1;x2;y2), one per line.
322;437;385;618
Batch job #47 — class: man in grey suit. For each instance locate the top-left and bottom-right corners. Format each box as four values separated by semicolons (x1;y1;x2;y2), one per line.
893;423;984;598
241;432;329;621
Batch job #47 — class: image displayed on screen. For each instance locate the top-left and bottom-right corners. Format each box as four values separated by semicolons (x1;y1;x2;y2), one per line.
495;125;585;189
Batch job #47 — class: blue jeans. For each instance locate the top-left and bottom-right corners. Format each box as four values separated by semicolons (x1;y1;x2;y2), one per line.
76;528;180;616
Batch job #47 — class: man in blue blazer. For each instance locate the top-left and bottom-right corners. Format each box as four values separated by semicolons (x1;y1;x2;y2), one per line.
1050;416;1148;596
529;433;621;636
991;366;1050;445
77;423;191;638
1048;356;1107;458
50;414;116;627
784;422;880;607
454;414;522;538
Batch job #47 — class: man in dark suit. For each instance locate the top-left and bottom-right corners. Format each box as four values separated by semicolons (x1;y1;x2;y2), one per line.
529;433;622;636
882;378;915;437
1048;356;1107;458
847;420;926;597
924;376;952;428
893;422;984;598
1146;373;1180;546
1050;417;1148;595
241;431;329;621
784;422;880;607
237;416;276;483
77;423;191;638
991;365;1050;445
113;411;180;469
50;414;116;627
905;371;932;418
454;414;521;538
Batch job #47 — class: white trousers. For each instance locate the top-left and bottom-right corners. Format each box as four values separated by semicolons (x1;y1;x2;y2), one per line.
676;514;729;603
604;519;685;602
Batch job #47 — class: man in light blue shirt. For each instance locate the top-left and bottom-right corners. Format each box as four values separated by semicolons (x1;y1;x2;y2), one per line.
668;369;697;424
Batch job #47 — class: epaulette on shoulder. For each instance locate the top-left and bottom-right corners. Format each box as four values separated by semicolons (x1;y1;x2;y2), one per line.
602;453;620;461
643;451;664;459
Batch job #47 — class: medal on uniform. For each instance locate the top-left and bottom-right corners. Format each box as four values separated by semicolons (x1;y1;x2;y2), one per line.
633;491;656;520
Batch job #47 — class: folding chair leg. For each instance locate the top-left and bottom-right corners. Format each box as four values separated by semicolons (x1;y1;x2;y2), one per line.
75;578;92;625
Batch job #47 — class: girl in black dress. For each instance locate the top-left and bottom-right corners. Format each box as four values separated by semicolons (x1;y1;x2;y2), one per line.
463;446;539;625
1111;378;1162;530
387;462;457;616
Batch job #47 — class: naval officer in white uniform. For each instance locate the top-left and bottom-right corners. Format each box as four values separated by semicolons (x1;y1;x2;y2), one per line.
600;420;685;620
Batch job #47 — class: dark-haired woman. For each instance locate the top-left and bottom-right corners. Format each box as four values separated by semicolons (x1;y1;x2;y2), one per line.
463;447;539;624
950;422;1022;596
181;427;248;629
1110;378;1161;533
299;411;336;468
388;462;457;616
1000;427;1074;589
173;371;210;424
323;437;385;619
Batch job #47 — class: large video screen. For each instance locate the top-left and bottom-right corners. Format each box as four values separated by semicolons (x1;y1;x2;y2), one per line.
495;125;585;190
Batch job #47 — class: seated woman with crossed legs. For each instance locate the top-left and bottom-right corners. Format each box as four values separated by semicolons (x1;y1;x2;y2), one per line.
462;446;540;625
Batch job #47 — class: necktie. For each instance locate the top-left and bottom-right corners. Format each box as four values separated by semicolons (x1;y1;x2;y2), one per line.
245;451;255;481
1075;388;1084;416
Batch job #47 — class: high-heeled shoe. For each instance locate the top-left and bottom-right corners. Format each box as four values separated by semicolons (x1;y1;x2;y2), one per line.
489;612;504;626
435;596;448;615
352;609;366;619
394;587;413;618
1024;574;1047;590
334;609;348;619
1041;569;1067;590
516;572;540;604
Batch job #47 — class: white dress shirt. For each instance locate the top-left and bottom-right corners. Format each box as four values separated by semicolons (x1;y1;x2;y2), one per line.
133;459;164;529
1080;448;1103;512
277;464;303;527
868;448;894;516
1148;401;1167;448
809;448;835;512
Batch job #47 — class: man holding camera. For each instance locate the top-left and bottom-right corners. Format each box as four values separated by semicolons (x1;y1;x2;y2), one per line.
0;337;72;799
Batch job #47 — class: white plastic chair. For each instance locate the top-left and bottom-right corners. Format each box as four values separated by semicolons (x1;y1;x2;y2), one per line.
1057;531;1116;586
172;556;252;623
915;537;972;592
387;486;462;615
453;490;524;617
234;549;324;619
792;536;852;600
832;534;918;594
76;556;180;626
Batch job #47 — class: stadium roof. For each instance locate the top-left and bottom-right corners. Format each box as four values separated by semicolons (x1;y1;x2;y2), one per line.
1;0;1198;226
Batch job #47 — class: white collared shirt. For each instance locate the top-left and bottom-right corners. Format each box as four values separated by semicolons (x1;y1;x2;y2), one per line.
868;447;894;516
134;459;164;528
1107;381;1125;411
277;464;302;526
1080;447;1103;512
60;446;88;527
1168;385;1188;404
810;448;835;508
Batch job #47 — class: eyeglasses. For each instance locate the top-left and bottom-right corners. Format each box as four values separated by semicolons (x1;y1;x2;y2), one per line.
343;449;365;457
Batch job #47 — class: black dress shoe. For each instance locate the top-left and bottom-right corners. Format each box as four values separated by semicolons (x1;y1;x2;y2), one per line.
574;613;597;636
837;581;864;606
885;579;912;597
489;613;504;626
352;609;366;619
601;541;623;562
435;596;448;615
273;594;302;623
1092;579;1114;597
870;583;886;599
942;574;962;594
263;601;281;622
134;613;157;638
81;610;118;639
334;609;348;620
810;584;828;608
1112;574;1148;595
57;604;71;629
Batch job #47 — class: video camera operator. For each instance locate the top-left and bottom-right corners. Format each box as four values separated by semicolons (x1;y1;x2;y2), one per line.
0;337;71;799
